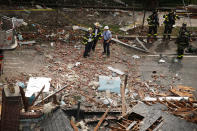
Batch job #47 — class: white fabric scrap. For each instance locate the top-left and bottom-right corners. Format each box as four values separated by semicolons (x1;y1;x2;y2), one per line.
25;77;51;97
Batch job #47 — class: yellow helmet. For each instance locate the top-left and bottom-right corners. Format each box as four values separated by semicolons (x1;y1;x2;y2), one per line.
94;22;100;27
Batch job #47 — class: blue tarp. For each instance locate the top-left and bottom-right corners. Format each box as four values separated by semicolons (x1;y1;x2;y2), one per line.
98;75;121;94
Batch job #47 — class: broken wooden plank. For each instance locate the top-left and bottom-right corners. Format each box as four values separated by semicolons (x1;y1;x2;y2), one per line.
136;37;149;51
177;85;195;92
108;126;126;131
117;122;127;129
126;121;137;131
121;75;127;116
35;85;67;106
138;89;145;100
19;86;29;112
70;119;79;131
111;38;149;53
94;106;111;131
30;86;45;106
174;101;185;108
165;101;180;109
170;88;194;97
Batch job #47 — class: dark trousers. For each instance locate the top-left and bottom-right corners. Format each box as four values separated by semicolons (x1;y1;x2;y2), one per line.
148;26;158;37
177;43;188;59
83;42;92;57
164;24;173;39
92;38;98;51
103;40;110;56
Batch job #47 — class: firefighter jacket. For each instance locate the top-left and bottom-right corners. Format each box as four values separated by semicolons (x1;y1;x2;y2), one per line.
93;27;102;40
147;14;159;27
177;28;190;45
163;13;179;26
82;32;94;45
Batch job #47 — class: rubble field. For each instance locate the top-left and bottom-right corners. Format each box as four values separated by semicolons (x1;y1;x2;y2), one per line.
0;5;197;131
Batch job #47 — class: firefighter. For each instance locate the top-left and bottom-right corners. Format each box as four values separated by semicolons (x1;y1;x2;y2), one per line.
163;10;180;40
82;28;94;58
103;26;112;57
147;11;159;43
176;23;190;59
92;22;102;52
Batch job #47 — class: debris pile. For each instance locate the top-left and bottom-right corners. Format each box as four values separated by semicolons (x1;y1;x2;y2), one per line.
0;6;197;131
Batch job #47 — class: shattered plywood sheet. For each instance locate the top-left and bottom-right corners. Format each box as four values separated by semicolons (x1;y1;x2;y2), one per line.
98;76;121;94
126;103;197;131
25;77;51;97
39;109;74;131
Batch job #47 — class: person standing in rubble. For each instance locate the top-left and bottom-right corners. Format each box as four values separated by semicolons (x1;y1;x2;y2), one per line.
176;23;190;59
102;26;112;57
0;20;3;30
92;22;102;52
82;28;94;58
163;10;180;40
147;11;159;43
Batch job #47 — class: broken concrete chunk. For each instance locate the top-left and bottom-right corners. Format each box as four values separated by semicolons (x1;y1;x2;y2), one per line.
159;58;166;63
132;55;140;59
119;24;136;32
18;40;36;46
100;97;117;106
88;81;99;89
72;25;88;31
75;62;81;67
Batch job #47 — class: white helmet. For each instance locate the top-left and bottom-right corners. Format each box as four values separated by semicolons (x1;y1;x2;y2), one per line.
88;27;93;31
104;26;109;30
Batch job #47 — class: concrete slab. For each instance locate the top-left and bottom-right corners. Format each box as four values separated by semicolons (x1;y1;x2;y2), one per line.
138;55;197;96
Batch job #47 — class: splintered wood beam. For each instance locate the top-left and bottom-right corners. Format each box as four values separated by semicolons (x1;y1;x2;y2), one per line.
35;85;67;106
126;121;137;131
30;86;45;106
108;126;126;131
165;101;180;109
19;86;29;112
121;85;126;116
117;122;127;129
94;106;111;131
70;119;78;131
174;101;185;107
